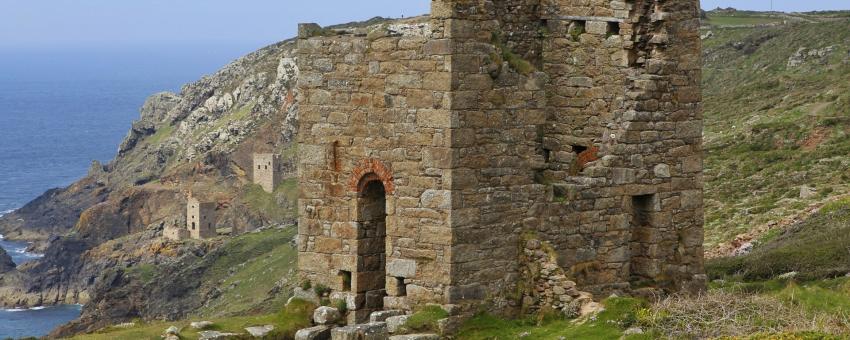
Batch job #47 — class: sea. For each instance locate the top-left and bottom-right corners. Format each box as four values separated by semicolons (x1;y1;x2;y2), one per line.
0;43;262;339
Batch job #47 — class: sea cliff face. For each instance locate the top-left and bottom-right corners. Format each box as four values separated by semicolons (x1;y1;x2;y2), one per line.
0;38;301;310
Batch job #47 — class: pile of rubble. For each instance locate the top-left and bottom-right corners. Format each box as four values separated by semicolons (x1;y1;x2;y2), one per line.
295;306;438;340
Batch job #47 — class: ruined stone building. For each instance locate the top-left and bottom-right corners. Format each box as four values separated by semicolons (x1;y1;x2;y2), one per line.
254;153;281;193
164;223;190;241
296;0;704;321
187;196;217;240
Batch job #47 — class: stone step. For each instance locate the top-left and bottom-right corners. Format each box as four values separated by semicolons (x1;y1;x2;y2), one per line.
331;322;388;340
389;334;440;340
295;325;332;340
385;315;410;334
369;310;406;323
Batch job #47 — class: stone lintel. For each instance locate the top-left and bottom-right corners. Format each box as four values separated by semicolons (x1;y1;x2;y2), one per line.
546;15;626;23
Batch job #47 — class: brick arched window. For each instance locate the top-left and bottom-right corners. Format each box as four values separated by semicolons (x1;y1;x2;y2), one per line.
347;159;394;194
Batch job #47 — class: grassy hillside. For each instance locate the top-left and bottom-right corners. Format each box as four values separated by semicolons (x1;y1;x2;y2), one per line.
702;19;850;249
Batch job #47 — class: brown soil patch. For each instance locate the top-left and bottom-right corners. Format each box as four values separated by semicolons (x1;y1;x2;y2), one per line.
800;126;830;151
706;194;850;259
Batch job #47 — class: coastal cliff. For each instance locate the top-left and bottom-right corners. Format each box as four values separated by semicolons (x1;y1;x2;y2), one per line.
0;38;300;310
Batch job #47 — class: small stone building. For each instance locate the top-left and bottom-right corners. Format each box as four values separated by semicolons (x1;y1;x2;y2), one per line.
164;225;190;241
253;153;281;193
296;0;704;321
187;196;217;240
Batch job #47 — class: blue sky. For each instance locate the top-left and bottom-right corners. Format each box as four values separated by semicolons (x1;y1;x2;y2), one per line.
0;1;431;48
0;1;846;49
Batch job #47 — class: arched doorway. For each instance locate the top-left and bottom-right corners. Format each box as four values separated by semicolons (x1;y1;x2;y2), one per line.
355;175;387;310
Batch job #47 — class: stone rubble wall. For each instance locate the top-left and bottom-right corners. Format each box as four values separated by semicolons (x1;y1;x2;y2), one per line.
520;237;593;317
297;0;705;319
296;16;457;319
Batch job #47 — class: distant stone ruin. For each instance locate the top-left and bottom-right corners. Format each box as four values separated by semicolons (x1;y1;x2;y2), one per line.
296;0;705;325
253;153;281;193
187;196;216;240
163;223;190;241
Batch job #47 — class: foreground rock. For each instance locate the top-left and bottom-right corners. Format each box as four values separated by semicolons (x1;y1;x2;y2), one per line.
199;330;241;340
245;325;275;337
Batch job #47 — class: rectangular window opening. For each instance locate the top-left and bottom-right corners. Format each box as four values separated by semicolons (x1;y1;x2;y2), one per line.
395;277;407;296
631;194;654;227
339;271;352;292
542;148;552;163
607;22;620;36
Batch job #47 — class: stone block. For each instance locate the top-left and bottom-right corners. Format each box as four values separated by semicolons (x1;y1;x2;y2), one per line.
370;310;405;323
389;335;439;340
296;325;332;340
385;315;410;333
586;21;609;35
331;323;388;340
313;306;342;325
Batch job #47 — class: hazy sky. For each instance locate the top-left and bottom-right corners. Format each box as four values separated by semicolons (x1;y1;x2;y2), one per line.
702;0;847;12
0;1;846;49
0;1;431;48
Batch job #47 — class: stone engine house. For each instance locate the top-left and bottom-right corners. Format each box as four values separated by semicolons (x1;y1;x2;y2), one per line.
254;153;282;193
296;0;704;319
187;197;217;240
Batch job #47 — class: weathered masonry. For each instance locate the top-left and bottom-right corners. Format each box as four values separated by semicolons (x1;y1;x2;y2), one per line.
254;153;281;193
296;0;704;321
187;196;217;240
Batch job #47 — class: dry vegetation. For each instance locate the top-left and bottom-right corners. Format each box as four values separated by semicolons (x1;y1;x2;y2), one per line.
640;291;850;339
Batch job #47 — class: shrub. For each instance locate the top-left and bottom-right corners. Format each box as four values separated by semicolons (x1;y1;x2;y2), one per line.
300;280;312;291
313;284;331;297
332;299;348;314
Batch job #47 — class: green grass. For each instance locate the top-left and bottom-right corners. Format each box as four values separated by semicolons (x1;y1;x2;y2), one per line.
195;227;298;317
242;179;298;222
457;298;653;340
707;202;850;281
145;124;175;145
707;15;784;26
701;19;850;248
75;299;315;340
125;264;158;284
402;305;450;333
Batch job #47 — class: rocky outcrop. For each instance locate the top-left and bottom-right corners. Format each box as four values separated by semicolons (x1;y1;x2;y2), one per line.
788;46;836;68
0;36;303;310
0;247;14;273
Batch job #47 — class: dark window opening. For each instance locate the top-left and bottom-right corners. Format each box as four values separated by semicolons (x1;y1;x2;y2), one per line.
258;165;261;170
542;148;552;163
607;22;620;36
265;165;268;170
355;177;387;309
632;194;654;226
207;223;212;229
552;184;568;202
395;277;407;296
340;271;352;292
572;145;588;155
191;222;196;230
630;194;657;285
